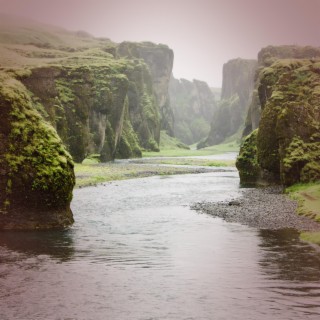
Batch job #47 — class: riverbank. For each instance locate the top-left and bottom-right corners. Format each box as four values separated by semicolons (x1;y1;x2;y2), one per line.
286;183;320;244
192;186;320;233
74;162;235;188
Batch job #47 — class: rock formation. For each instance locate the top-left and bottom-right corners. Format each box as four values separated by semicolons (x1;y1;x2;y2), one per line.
0;16;176;229
243;45;320;136
0;73;75;229
117;41;175;137
237;58;320;186
169;76;217;145
201;58;257;147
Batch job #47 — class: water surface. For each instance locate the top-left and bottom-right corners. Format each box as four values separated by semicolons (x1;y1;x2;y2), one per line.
0;168;320;320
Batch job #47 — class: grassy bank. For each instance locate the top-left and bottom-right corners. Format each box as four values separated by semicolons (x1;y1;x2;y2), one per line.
143;141;239;157
132;158;235;167
286;182;320;245
75;136;239;188
74;162;222;188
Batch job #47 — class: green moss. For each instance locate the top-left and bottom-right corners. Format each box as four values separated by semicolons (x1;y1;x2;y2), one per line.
253;59;320;186
0;73;75;212
236;129;260;185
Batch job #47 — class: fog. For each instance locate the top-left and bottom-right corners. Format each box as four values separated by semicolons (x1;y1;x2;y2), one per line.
0;0;319;87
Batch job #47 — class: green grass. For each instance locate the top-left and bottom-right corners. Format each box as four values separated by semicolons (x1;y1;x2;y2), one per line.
300;232;320;245
286;182;320;246
143;141;239;158
139;158;235;167
286;182;320;221
74;162;217;188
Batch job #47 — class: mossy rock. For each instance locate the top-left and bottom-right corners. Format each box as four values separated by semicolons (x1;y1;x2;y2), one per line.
236;129;261;185
251;59;320;186
0;73;75;230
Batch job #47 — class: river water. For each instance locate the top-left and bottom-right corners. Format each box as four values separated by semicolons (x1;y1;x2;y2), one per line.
0;156;320;320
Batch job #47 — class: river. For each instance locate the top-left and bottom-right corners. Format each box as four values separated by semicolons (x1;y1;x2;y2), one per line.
0;154;320;320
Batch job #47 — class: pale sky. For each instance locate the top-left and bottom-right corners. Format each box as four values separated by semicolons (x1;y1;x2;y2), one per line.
0;0;319;87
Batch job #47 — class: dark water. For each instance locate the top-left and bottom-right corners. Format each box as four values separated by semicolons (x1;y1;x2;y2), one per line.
1;169;320;320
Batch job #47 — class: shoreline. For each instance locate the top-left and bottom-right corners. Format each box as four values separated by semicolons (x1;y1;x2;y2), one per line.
74;162;236;188
191;186;320;232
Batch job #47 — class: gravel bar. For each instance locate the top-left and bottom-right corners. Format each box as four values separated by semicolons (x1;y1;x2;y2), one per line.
191;186;320;231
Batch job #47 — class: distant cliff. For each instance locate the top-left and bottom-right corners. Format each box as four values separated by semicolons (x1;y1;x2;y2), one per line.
201;58;257;147
236;58;320;186
243;45;320;136
117;41;175;137
169;76;216;145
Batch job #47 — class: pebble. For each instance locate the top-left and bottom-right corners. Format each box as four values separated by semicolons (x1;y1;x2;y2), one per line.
191;186;320;231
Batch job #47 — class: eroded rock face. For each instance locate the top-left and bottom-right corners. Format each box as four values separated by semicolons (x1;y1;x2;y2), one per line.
237;59;320;186
20;57;160;162
243;45;320;136
0;73;75;230
117;42;175;137
204;58;257;147
21;65;131;162
169;77;216;145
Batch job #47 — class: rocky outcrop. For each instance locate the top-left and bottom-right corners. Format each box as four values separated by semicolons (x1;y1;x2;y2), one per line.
169;76;217;145
237;59;320;186
0;17;175;162
20;56;159;162
117;42;175;136
243;45;320;136
16;42;173;162
202;58;257;147
0;73;75;230
0;17;175;230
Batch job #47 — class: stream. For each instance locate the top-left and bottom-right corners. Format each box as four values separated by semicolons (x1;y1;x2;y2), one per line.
0;154;320;319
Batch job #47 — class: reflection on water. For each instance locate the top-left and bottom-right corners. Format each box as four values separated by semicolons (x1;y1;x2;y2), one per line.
0;230;75;262
259;229;320;282
0;170;320;320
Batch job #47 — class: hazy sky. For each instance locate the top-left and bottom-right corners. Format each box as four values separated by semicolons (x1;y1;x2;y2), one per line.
0;0;319;87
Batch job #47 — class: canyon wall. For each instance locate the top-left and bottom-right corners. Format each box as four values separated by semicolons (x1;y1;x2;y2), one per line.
169;76;216;145
243;45;320;136
201;58;257;147
237;58;320;186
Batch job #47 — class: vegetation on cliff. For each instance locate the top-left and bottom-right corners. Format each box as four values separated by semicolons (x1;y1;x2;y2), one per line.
237;58;320;187
0;16;176;229
0;73;75;229
243;45;320;136
0;17;175;163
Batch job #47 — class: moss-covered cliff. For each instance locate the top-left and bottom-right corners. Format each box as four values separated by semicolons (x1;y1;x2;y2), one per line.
0;73;75;229
117;41;175;137
0;16;175;229
243;45;320;136
0;18;175;163
237;59;320;186
169;76;216;145
202;58;257;147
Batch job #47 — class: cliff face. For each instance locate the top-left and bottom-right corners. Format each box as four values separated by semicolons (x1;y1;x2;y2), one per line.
203;58;257;147
0;73;74;229
0;17;175;162
20;55;159;162
9;44;173;163
237;59;320;186
169;76;216;145
243;45;320;136
0;17;176;229
117;42;175;136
